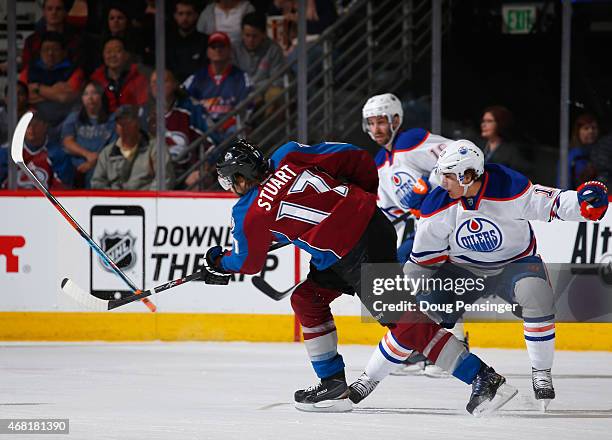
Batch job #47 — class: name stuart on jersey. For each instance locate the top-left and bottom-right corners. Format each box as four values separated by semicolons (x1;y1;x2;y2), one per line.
257;165;297;211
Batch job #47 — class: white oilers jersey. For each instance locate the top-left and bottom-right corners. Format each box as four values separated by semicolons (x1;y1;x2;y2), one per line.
375;128;451;221
409;164;584;270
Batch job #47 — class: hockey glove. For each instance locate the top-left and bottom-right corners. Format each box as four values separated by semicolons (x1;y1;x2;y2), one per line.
577;181;609;221
400;176;431;211
203;246;231;285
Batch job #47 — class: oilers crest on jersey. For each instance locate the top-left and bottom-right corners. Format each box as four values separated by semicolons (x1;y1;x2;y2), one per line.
455;217;503;253
376;128;450;219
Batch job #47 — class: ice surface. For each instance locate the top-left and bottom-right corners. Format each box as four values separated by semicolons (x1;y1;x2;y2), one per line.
1;342;611;440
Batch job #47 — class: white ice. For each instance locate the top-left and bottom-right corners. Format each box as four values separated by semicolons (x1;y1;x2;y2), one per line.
1;342;611;440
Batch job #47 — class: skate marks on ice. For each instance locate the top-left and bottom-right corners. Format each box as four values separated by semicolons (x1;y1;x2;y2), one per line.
504;373;612;380
256;399;612;419
352;406;612;419
0;403;50;406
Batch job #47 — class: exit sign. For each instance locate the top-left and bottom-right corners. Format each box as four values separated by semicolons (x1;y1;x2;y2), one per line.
502;5;537;34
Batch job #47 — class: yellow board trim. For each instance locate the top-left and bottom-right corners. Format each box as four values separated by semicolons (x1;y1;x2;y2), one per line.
1;312;611;351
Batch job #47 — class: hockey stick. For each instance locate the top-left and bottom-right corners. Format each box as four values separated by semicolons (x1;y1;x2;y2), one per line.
60;271;204;311
252;209;415;301
60;240;294;311
10;112;156;312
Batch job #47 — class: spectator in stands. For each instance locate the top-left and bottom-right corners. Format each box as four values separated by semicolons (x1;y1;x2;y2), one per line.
61;81;117;188
90;37;149;113
91;105;174;190
589;130;612;190
479;105;532;177
167;0;210;83
144;69;215;186
0;82;30;146
21;0;83;69
270;0;338;54
197;0;255;45
100;4;147;65
233;12;285;100
183;32;251;138
19;32;85;138
562;113;600;189
0;112;73;189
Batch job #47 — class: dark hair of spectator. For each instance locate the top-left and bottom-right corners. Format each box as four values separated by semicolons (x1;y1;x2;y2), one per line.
31;111;49;124
175;0;199;12
43;0;68;10
103;35;128;52
570;113;599;147
3;81;29;98
40;31;66;49
78;81;111;125
242;11;267;33
102;4;133;37
482;105;515;140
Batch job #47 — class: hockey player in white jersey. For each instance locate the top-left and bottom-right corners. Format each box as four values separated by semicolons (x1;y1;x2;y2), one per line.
348;139;609;411
362;93;465;377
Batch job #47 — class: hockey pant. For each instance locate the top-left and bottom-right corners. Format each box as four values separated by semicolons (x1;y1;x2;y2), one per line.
290;209;482;384
409;256;555;371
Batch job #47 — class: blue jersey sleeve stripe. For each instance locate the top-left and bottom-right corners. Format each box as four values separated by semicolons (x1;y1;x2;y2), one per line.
482;164;531;200
393;128;429;152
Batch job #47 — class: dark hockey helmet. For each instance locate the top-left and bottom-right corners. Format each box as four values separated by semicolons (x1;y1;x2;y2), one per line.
217;138;269;190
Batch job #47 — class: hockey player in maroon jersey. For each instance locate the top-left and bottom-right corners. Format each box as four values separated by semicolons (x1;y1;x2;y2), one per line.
203;139;518;415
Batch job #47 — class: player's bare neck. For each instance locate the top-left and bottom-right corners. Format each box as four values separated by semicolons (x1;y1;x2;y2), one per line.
464;180;482;198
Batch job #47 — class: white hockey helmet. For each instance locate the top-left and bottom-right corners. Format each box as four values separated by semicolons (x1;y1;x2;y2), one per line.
435;139;484;194
362;93;403;147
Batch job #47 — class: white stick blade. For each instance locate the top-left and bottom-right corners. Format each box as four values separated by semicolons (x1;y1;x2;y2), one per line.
60;278;108;312
10;111;33;164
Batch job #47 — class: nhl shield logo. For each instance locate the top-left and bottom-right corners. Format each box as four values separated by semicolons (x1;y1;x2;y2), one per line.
98;231;137;271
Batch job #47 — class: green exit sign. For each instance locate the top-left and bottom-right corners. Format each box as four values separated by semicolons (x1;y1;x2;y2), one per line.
502;5;537;34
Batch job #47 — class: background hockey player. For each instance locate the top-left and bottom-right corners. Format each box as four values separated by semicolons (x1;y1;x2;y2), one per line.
362;92;466;376
203;138;517;416
351;139;609;411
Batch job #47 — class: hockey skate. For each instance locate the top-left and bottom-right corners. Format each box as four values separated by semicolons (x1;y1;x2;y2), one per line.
348;373;380;404
390;351;426;376
466;364;517;416
294;371;352;412
532;368;555;411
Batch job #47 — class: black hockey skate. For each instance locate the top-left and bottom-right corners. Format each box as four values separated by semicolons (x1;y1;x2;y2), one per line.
466;364;517;416
294;370;352;412
348;373;380;404
532;368;555;411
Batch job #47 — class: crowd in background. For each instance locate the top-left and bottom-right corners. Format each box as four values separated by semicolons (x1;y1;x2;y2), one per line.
0;0;338;190
0;0;610;192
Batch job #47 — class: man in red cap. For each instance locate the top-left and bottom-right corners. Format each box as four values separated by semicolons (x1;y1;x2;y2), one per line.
183;31;251;139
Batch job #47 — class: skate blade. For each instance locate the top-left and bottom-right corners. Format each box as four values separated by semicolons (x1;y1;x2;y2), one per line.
295;398;353;413
539;399;552;412
471;383;518;417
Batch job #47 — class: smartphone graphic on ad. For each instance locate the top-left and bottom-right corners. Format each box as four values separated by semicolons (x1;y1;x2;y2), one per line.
90;205;145;299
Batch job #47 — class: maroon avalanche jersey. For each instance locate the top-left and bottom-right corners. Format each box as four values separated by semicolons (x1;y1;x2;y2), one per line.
220;141;378;274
